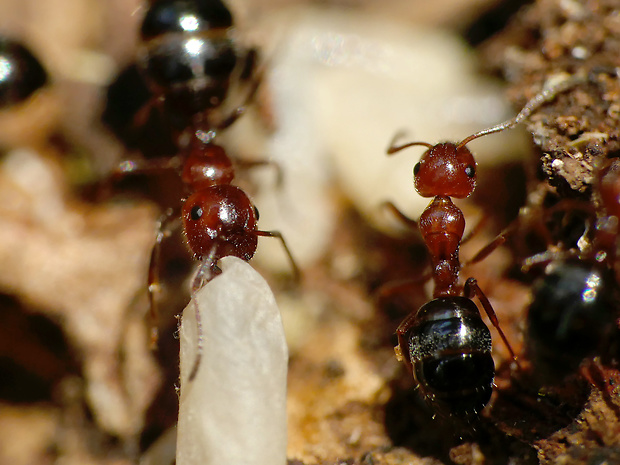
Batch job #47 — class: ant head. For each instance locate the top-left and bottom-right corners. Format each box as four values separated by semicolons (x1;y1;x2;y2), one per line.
414;142;476;198
182;185;258;261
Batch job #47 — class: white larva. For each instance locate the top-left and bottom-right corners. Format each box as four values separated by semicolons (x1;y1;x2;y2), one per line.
177;256;288;465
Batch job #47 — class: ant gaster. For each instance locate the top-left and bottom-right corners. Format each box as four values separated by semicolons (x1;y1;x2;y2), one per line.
386;73;584;418
137;0;258;129
525;158;620;382
0;38;48;108
115;0;297;380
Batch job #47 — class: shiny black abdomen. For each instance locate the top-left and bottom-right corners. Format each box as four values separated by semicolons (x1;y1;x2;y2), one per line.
137;0;239;116
405;297;494;418
0;38;47;107
527;261;617;381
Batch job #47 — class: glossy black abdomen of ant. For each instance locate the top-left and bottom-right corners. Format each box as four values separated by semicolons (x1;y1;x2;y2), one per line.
525;159;620;381
527;260;616;379
138;0;255;122
0;38;48;107
400;296;494;417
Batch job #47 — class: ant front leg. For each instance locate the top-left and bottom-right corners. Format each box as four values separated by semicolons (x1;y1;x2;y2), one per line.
97;155;182;200
148;208;182;348
256;229;300;281
374;201;432;301
464;277;520;368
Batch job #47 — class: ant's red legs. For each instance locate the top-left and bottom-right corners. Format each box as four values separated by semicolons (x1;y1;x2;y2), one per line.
464;231;510;268
464;278;520;369
148;208;181;348
115;156;182;177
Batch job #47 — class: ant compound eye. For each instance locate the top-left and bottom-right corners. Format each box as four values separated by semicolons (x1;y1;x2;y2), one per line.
465;165;475;178
190;205;203;220
253;205;260;221
413;162;421;176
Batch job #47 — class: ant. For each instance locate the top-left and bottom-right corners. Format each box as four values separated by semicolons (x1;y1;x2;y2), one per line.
0;37;48;108
385;73;584;419
524;158;620;383
112;0;298;380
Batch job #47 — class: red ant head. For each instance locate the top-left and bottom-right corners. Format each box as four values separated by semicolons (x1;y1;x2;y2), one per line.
414;142;476;198
181;142;234;190
182;185;258;261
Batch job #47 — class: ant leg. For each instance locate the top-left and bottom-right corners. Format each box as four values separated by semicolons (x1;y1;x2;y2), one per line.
239;48;258;82
464;277;520;368
114;156;182;177
97;155;182;200
148;209;182;348
395;312;420;373
461;214;488;246
374;271;431;304
217;49;262;131
521;247;578;271
375;202;431;299
255;229;300;281
464;230;511;267
382;201;418;229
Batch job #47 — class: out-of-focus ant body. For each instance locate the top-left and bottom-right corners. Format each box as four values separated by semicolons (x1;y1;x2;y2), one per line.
112;0;297;379
386;74;583;419
0;38;48;108
525;158;620;382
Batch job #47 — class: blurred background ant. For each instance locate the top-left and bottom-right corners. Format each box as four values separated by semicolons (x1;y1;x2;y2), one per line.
0;38;48;108
514;157;620;385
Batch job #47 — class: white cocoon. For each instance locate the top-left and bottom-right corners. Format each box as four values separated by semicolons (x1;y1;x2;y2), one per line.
176;257;288;465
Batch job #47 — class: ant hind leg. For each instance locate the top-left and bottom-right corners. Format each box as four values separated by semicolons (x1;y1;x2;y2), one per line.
464;278;520;369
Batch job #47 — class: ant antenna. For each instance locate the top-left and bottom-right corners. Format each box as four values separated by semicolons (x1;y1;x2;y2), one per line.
456;72;587;149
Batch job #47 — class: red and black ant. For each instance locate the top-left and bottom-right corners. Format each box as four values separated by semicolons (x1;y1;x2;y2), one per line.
111;0;298;380
385;74;584;418
0;37;48;108
524;158;620;383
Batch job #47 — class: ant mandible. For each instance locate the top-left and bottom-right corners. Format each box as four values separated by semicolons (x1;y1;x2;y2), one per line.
385;73;584;418
113;0;298;380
